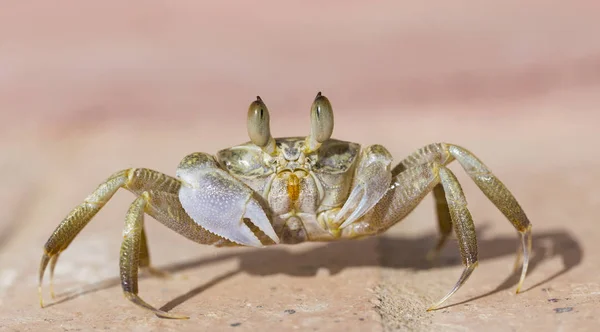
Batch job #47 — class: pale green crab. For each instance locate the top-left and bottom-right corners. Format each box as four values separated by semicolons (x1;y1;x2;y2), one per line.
38;92;532;319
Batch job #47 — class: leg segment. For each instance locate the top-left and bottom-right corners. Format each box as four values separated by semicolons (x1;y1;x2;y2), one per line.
120;192;187;319
427;167;478;310
391;160;453;261
138;228;169;278
427;184;453;261
39;170;129;306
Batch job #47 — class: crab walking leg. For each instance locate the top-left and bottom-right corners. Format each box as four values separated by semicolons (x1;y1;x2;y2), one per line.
39;168;224;308
39;170;129;306
427;184;453;261
391;142;532;293
120;192;188;319
343;163;480;310
391;160;452;261
427;167;478;311
42;206;163;301
138;227;170;277
447;144;532;293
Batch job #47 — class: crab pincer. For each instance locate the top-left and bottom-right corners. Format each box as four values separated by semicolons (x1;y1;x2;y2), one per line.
176;153;279;247
335;144;393;229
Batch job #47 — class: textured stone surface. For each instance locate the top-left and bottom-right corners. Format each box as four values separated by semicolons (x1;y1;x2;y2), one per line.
1;1;599;331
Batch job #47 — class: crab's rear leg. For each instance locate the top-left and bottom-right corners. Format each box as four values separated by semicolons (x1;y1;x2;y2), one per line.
139;228;170;278
427;184;453;261
343;154;531;310
372;162;478;310
393;143;532;292
342;162;480;310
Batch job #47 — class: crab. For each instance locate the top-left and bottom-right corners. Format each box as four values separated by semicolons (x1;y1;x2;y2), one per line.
38;92;532;319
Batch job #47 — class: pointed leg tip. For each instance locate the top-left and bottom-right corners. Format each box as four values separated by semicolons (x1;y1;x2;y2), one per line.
126;292;190;320
515;282;524;294
38;287;45;308
514;229;531;296
426;299;445;312
155;312;190;320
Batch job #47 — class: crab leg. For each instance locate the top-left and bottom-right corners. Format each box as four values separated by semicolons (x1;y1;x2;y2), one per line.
139;228;170;277
428;183;453;261
39;168;225;310
120;192;188;319
426;166;479;310
39;169;130;305
393;142;532;292
344;147;531;309
342;162;478;309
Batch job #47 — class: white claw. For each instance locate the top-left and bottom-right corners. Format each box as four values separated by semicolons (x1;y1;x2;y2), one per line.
336;183;368;229
243;198;279;244
177;165;279;247
335;145;392;229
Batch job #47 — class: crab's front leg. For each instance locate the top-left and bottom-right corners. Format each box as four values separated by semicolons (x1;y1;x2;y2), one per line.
333;144;393;229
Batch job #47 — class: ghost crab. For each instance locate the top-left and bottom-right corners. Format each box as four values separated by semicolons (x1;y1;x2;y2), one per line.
38;92;532;319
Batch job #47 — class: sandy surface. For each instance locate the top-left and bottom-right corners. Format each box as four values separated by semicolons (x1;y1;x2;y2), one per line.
1;1;599;331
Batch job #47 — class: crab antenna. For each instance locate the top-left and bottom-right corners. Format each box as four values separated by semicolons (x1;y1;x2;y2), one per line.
247;96;276;154
306;92;334;152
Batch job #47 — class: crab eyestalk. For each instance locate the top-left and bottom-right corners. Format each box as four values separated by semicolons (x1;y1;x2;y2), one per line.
305;92;334;153
247;96;276;154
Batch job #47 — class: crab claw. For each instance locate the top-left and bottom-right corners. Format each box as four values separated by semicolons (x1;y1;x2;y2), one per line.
335;145;393;229
176;153;279;247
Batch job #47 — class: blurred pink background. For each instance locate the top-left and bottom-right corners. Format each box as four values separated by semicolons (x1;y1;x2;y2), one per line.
2;1;599;135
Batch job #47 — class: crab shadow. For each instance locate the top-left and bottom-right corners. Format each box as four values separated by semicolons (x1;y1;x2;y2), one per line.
49;226;582;313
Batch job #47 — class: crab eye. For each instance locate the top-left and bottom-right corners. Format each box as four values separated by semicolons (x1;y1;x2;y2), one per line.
310;92;334;143
247;96;272;148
